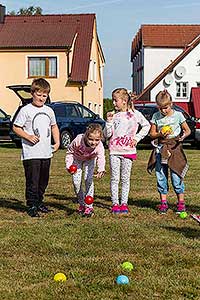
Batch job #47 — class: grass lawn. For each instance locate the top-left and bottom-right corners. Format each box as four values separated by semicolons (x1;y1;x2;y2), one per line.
0;143;199;300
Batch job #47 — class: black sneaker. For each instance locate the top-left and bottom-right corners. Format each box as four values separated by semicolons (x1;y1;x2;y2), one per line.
27;206;40;217
38;203;52;213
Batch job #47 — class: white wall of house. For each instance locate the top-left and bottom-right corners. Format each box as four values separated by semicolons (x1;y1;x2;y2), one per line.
143;48;182;88
151;43;200;102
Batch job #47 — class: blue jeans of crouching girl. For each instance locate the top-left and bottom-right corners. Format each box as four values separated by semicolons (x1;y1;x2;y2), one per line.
155;153;184;195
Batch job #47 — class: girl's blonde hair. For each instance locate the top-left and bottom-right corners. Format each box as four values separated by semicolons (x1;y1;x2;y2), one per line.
112;88;133;110
155;89;172;106
85;123;103;139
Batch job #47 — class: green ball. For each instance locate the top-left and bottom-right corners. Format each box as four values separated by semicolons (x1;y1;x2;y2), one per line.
121;261;134;271
179;212;188;219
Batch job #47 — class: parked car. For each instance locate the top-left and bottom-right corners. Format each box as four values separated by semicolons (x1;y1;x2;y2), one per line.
134;103;199;147
0;108;11;141
7;85;105;149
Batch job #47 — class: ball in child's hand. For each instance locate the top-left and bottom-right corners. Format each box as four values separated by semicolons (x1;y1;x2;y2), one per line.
85;195;94;205
68;164;77;174
179;211;188;219
161;125;173;135
121;261;134;271
116;275;129;285
54;273;66;282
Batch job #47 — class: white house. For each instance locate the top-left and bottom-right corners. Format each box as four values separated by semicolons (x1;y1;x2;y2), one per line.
131;25;200;104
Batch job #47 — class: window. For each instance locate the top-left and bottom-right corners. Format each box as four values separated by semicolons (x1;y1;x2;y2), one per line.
89;60;97;82
28;57;57;78
176;82;188;98
88;102;92;111
197;82;200;87
98;104;102;115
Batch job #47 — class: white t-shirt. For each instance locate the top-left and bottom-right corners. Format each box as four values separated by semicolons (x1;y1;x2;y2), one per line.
14;103;57;160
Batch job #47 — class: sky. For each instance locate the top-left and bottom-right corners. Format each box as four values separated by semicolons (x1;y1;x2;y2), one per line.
2;0;200;98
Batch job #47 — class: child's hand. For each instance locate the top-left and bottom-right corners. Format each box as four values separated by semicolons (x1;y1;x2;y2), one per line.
130;139;137;147
52;143;59;152
94;171;105;179
179;134;186;142
28;134;40;145
106;111;114;122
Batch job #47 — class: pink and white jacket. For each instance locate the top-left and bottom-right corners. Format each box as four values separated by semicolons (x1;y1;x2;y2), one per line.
65;134;105;172
104;110;150;155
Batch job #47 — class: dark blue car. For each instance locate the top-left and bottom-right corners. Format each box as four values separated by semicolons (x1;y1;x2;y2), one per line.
7;85;105;148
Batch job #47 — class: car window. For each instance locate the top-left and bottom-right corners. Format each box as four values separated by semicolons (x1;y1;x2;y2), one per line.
65;105;80;118
53;105;66;117
0;110;6;118
136;107;158;121
76;105;94;118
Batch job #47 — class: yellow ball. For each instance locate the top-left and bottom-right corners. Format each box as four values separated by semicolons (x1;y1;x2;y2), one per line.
161;125;173;134
54;272;67;282
121;261;134;271
179;212;188;219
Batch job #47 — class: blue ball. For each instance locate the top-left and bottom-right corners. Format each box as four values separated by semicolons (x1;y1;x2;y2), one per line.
116;275;129;285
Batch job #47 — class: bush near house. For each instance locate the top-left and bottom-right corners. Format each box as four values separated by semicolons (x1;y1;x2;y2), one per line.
0;144;200;300
103;98;113;119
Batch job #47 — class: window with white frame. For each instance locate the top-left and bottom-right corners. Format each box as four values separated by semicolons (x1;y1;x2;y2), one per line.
176;82;188;98
88;102;92;111
94;103;98;114
89;60;97;82
28;57;57;78
98;104;102;116
197;82;200;87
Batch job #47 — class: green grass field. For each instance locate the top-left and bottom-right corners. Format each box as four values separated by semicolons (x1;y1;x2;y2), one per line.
0;143;199;300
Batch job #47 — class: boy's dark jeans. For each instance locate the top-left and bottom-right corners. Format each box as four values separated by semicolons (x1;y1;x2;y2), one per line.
23;158;51;207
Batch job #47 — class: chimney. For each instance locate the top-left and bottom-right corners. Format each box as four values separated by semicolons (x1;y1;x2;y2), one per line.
0;4;6;23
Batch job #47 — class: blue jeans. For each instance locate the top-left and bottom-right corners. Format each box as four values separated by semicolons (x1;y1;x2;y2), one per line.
155;153;184;195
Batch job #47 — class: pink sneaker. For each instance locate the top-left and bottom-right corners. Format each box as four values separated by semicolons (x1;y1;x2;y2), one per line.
120;204;129;214
83;207;94;217
77;205;85;214
176;202;186;214
111;204;120;214
158;202;168;214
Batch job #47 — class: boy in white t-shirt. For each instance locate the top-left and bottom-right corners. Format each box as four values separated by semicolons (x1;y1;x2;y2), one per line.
13;78;60;217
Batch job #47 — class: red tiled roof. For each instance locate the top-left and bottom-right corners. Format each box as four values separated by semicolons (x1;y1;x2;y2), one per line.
137;35;200;101
0;14;96;82
191;87;200;118
131;24;200;60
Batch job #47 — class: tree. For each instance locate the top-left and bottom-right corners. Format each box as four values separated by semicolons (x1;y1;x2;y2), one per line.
8;6;42;15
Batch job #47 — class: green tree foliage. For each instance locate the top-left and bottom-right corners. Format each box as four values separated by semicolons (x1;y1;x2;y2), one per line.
103;98;114;119
8;6;42;15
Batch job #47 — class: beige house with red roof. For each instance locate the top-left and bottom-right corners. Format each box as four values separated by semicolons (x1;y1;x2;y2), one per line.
131;25;200;116
0;4;105;116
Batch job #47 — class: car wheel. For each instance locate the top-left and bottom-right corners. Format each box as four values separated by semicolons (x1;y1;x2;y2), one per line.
61;130;72;149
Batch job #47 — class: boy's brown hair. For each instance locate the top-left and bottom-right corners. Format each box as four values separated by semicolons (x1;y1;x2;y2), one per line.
85;123;103;139
31;78;51;95
155;89;172;106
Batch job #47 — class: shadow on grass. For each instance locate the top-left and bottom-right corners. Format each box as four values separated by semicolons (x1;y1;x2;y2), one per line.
129;198;158;210
0;142;17;149
164;225;200;239
0;197;26;212
46;193;77;215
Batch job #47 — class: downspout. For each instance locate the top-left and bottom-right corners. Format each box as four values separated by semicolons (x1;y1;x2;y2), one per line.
80;81;84;105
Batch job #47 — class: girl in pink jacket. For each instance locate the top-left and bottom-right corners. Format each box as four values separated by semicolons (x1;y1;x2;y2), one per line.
65;123;105;217
104;88;150;214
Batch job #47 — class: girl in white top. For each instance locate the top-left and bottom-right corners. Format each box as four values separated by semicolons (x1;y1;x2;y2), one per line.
104;88;150;214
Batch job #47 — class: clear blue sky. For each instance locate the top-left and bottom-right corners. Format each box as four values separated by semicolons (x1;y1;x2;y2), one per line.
3;0;200;98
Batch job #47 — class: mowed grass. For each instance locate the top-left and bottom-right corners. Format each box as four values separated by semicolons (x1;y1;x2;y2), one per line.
0;143;200;300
